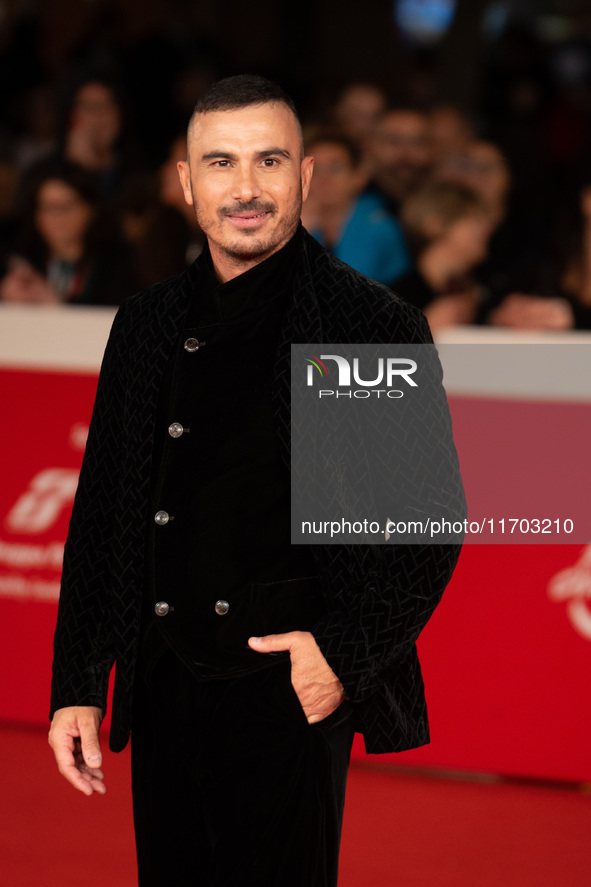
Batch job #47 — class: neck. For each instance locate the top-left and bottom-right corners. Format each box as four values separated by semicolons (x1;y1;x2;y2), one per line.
208;231;296;283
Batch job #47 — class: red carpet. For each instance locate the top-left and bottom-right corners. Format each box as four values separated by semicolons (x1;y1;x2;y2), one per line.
2;723;589;886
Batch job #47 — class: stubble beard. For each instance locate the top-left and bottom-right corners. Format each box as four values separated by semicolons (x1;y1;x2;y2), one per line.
191;186;303;263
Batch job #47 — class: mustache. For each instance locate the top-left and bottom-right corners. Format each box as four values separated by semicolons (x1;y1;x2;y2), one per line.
219;199;275;216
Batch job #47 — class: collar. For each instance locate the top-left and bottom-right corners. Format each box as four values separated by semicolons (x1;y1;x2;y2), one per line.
192;224;303;323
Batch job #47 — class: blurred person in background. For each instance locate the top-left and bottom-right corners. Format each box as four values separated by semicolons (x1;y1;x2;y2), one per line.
301;128;409;284
364;107;433;217
158;132;205;264
0;136;20;275
428;104;474;166
394;181;492;333
480;21;550;211
115;133;208;289
331;81;387;150
118;173;195;289
64;78;123;182
434;139;511;239
1;161;137;305
560;184;591;320
23;70;139;200
486;289;575;330
434;138;575;330
13;84;58;172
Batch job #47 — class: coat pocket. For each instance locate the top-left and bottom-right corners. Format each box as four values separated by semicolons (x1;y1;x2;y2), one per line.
247;575;326;639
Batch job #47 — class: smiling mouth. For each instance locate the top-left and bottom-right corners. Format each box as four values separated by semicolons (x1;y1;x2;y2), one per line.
228;211;269;217
225;211;272;227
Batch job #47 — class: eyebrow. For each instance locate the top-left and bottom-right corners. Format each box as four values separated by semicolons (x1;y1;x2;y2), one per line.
200;147;292;162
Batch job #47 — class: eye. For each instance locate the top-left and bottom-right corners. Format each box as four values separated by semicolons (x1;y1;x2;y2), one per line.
213;159;230;167
262;157;278;167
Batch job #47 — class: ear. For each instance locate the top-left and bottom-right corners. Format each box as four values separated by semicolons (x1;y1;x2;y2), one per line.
300;155;315;203
177;161;193;206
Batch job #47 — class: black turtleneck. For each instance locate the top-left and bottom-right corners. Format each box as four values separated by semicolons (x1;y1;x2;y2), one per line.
142;226;319;679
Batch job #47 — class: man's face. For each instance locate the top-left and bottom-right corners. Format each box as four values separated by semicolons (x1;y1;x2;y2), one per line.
369;110;432;200
35;179;93;256
307;141;364;211
335;84;386;144
178;102;313;279
70;82;121;151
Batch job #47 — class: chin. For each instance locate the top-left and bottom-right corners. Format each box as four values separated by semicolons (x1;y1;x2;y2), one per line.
224;235;280;260
225;244;273;261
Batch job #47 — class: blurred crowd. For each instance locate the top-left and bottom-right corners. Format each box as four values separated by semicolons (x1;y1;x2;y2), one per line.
302;78;591;332
0;68;204;307
2;16;591;332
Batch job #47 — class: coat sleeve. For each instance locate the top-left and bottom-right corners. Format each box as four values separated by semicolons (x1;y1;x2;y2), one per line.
311;541;461;703
310;301;465;704
49;300;132;719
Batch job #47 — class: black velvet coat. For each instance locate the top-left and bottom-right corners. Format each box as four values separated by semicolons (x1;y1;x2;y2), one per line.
50;228;463;754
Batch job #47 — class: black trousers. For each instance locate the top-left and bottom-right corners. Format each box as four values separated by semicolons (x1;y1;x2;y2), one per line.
131;649;356;887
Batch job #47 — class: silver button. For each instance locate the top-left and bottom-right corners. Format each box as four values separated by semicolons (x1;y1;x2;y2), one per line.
168;422;184;438
154;601;170;617
184;338;200;352
154;510;170;526
214;599;230;616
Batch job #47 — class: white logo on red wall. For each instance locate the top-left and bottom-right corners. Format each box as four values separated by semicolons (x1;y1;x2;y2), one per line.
548;546;591;641
0;422;87;601
5;469;80;534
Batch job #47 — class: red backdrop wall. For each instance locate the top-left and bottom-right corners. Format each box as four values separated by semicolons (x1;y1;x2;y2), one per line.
1;311;589;783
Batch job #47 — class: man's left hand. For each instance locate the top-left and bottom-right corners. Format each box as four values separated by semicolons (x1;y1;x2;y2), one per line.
248;631;345;724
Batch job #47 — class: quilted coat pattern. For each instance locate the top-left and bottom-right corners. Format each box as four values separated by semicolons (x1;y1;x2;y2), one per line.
50;229;463;754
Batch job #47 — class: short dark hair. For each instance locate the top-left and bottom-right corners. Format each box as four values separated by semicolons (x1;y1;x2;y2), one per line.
193;74;298;117
187;74;303;153
26;160;101;210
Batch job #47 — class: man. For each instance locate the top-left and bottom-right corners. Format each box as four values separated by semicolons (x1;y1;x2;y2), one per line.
301;128;409;284
395;180;492;331
331;81;387;149
49;75;463;886
365;107;433;216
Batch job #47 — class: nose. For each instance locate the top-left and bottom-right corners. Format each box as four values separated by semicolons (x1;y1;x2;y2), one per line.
232;163;261;203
